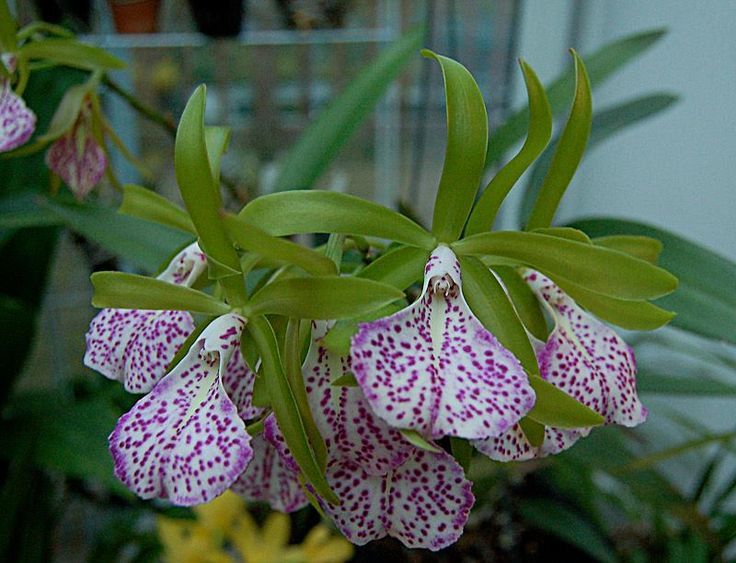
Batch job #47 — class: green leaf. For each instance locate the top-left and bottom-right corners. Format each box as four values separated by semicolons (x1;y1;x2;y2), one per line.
593;235;663;264
465;60;551;235
519;94;678;226
454;231;678;300
570;218;736;344
519;499;616;563
204;126;230;187
526;50;592;230
493;266;549;341
527;374;604;428
532;226;591;244
551;275;675;330
222;213;337;276
637;372;736;396
118;184;195;234
399;429;442;453
36;82;89;142
421;50;488;242
0;193;61;229
248;277;404;319
356;245;429;289
175;86;242;278
331;372;358;387
247;316;338;503
18;38;126;71
40;195;192;272
0;0;17;52
459;256;538;373
91;271;230;315
486;29;666;169
238;190;435;249
273;26;423;192
519;418;545;447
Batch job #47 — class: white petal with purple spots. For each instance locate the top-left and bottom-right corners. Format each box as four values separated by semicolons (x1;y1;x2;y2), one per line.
109;314;253;505
0;80;36;153
351;245;535;441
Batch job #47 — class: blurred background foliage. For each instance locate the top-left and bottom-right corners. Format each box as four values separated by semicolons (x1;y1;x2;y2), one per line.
1;1;735;561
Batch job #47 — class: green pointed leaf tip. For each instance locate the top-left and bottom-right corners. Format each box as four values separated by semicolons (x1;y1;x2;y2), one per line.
204;126;231;187
175;86;242;278
238;190;435;249
90;272;230;315
223;214;337;277
421;49;488;242
248;277;404;319
273;25;423;192
119;184;195;234
18;39;126;70
526;50;592;230
454;231;677;300
465;59;552;235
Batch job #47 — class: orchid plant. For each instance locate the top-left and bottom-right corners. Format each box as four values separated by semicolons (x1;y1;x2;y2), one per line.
81;44;679;552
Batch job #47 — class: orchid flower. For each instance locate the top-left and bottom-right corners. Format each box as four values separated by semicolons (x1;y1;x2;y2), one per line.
474;270;648;461
85;242;206;393
110;312;255;505
351;245;535;441
0;54;36;153
44;97;107;199
267;322;475;551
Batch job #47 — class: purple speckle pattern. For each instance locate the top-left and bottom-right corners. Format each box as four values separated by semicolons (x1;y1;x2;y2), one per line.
220;347;264;422
475;270;647;461
0;79;36;153
302;322;474;551
351;245;535;441
84;243;207;393
45;126;107;199
109;313;253;506
230;414;308;513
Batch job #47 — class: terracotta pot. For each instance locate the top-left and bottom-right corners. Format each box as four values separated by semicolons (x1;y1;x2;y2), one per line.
109;0;161;34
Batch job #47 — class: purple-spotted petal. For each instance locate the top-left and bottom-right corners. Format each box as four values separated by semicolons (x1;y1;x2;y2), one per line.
157;242;207;287
45;129;106;199
351;245;535;440
526;270;647;427
0;81;36;153
473;424;589;461
84;308;149;384
221;347;264;421
230;417;308;513
122;310;195;393
109;313;252;506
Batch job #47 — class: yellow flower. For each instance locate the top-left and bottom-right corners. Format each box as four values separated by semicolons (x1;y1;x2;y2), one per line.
157;516;233;563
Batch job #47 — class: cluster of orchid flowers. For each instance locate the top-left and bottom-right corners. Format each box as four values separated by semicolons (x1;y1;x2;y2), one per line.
82;49;678;552
0;8;137;198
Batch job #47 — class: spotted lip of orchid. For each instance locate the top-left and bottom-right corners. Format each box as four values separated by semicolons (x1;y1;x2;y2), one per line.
0;55;37;154
84;242;206;393
110;313;255;506
474;270;648;462
44;101;107;199
351;244;535;442
282;322;475;551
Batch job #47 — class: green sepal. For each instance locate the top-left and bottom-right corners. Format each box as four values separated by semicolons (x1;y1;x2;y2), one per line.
0;0;17;52
526;50;592;230
532;227;591;244
222;213;337;276
204;126;230;187
175;86;244;297
248;277;404;319
453;231;678;300
331;372;359;387
450;437;473;473
247;316;338;503
399;429;442;454
118;184;195;234
356;245;429;289
493;266;549;342
459;256;538;374
422;49;488;243
238;190;435;249
90;272;230;315
593;235;662;264
18;39;126;71
37;82;89;142
519;417;545;448
466;60;552;235
527;374;604;428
